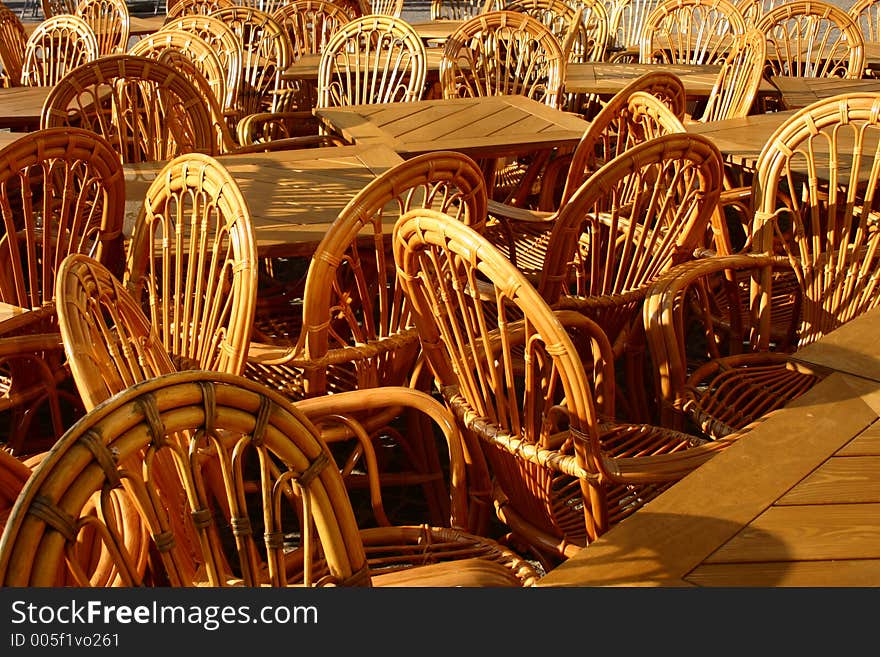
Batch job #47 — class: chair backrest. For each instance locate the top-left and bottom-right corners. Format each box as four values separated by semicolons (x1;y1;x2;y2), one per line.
850;0;880;42
440;10;565;109
271;0;351;61
558;79;687;205
736;0;780;26
128;28;228;126
639;0;747;65
317;14;427;107
123;152;258;375
21;14;99;87
210;6;294;117
41;0;76;18
538;134;724;348
0;4;27;87
431;0;489;20
505;0;610;63
605;0;660;51
266;150;488;396
756;0;865;78
359;0;404;16
159;14;244;118
698;26;767;121
749;92;880;349
0;369;371;587
0;127;126;310
41;54;217;164
75;0;130;56
165;0;233;20
393;206;614;548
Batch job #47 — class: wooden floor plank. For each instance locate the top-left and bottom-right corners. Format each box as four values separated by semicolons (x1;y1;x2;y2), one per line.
776;456;880;505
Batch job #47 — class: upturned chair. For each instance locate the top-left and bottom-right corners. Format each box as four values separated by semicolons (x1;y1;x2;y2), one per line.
317;14;428;108
644;92;880;439
393;206;736;568
0;3;27;87
639;0;747;66
245;150;488;529
0;128;126;455
41;54;217;164
75;0;130;56
0;369;540;587
21;14;99;87
756;0;865;78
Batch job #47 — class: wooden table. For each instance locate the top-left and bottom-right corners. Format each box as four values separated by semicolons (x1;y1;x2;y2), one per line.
408;19;464;44
0;85;51;131
564;62;779;102
123;143;403;259
537;307;880;587
686;109;797;173
314;95;589;159
771;75;880;109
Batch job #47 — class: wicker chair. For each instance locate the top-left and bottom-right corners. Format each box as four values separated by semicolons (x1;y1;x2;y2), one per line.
604;0;659;53
644;92;880;439
431;0;490;20
850;0;880;41
40;54;216;164
736;0;780;26
21;15;99;87
697;27;768;122
0;447;29;533
75;0;130;56
122;152;258;378
41;0;76;18
244;151;488;529
210;6;294;121
0;4;27;87
0;369;540;587
0;128;126;455
359;0;403;16
756;0;865;79
317;14;427;109
639;0;747;66
440;10;566;205
485;79;687;280
393;206;735;568
506;0;610;63
165;0;234;20
159;14;244;122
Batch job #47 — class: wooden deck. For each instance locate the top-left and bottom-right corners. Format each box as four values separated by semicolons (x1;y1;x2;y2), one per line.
537;306;880;587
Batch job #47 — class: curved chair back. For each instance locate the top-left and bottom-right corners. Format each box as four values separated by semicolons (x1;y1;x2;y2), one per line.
639;0;747;65
0;4;27;86
21;14;99;87
41;54;216;164
699;27;767;121
75;0;130;55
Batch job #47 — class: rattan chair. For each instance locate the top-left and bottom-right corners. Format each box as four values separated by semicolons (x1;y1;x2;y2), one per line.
639;0;747;65
210;6;295;120
393;205;735;568
41;54;216;163
122;152;258;377
317;14;427;109
604;0;659;52
21;15;99;87
644;92;880;438
75;0;130;56
165;0;234;20
431;0;490;19
0;4;27;87
0;128;126;455
756;0;865;78
159;14;243;122
736;0;780;25
850;0;880;41
245;151;488;528
697;27;768;121
41;0;76;18
359;0;403;16
0;369;540;587
506;0;610;63
485;78;687;278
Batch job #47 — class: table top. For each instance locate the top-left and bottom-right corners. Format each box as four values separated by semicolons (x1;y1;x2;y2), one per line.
564;62;779;100
685;109;797;172
771;75;880;109
315;95;589;159
123;143;403;259
538;306;880;586
0;85;51;131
